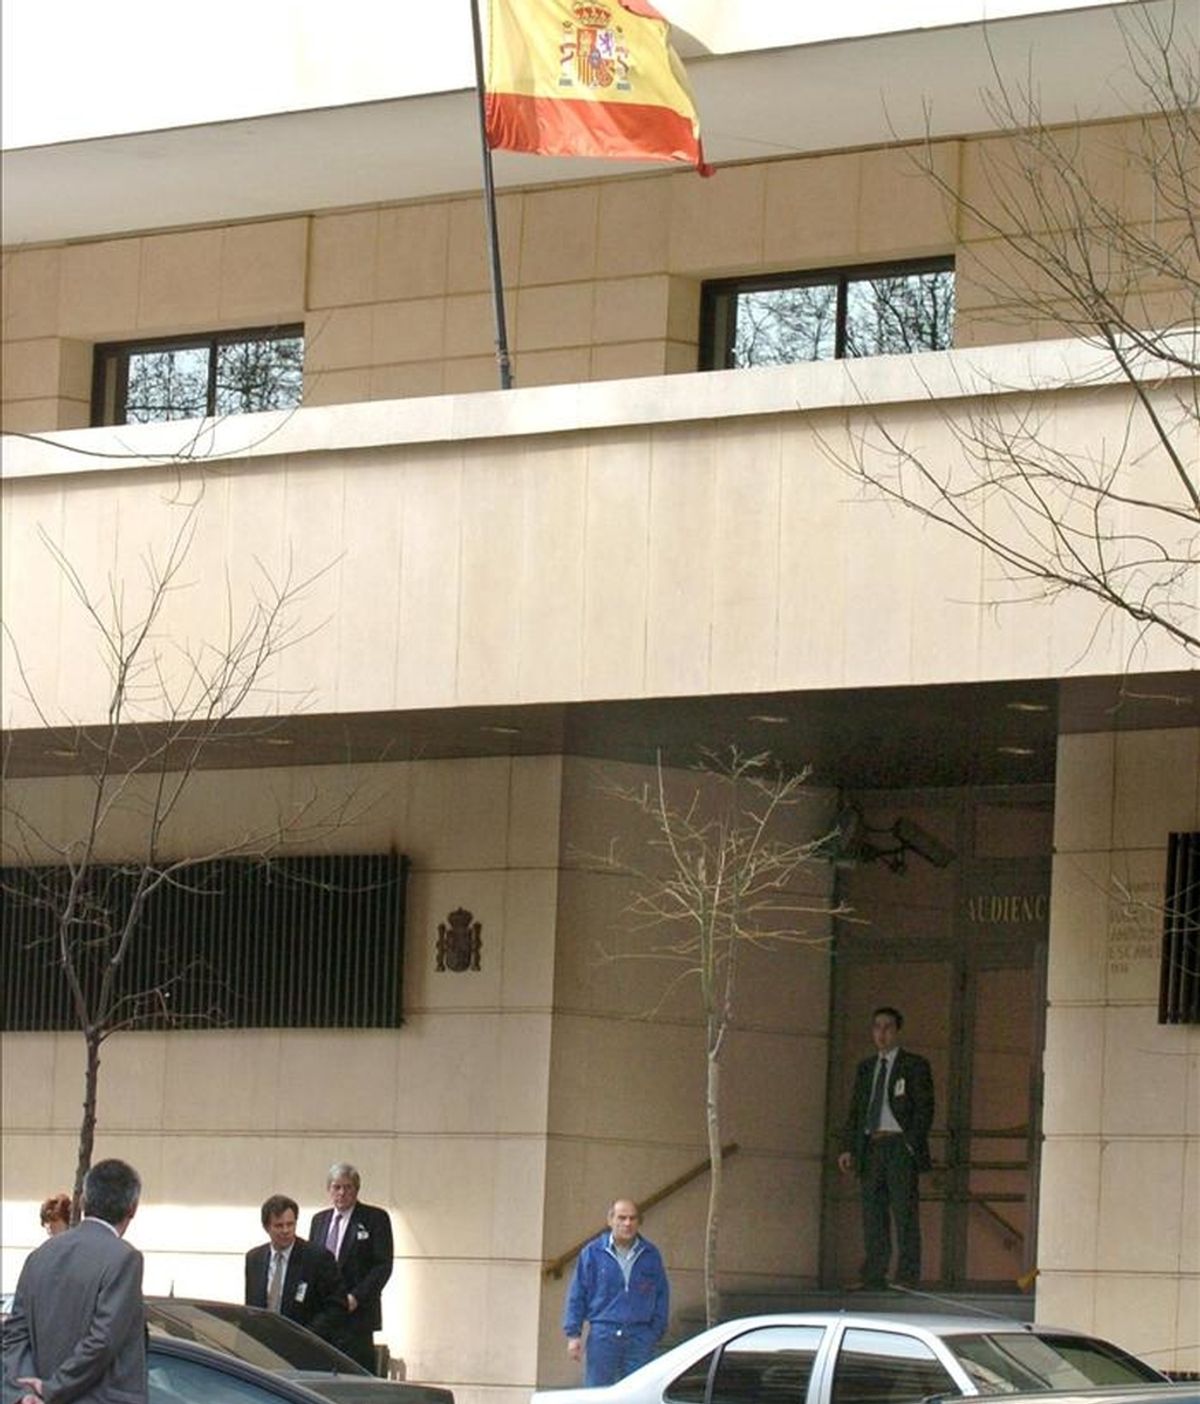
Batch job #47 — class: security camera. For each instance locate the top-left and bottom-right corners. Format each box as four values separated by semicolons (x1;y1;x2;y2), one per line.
825;804;869;866
892;817;956;869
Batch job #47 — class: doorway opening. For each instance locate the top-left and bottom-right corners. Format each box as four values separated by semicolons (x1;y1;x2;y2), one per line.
821;787;1051;1292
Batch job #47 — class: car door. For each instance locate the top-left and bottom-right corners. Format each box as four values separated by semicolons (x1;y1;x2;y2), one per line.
826;1326;965;1404
662;1324;827;1404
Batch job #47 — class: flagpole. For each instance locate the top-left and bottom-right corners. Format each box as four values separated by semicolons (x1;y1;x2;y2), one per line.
469;0;514;390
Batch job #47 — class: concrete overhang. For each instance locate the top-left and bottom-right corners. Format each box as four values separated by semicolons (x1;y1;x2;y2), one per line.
2;1;1184;246
5;675;1199;790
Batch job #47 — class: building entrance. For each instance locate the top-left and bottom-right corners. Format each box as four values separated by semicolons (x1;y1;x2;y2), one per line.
821;791;1051;1292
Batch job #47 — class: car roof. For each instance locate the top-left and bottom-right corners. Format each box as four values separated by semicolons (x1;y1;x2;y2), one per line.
144;1296;368;1371
148;1334;335;1402
686;1311;1076;1336
626;1311;1149;1384
146;1305;456;1402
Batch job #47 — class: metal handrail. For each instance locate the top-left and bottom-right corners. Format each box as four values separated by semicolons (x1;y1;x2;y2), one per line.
969;1195;1025;1244
543;1142;740;1279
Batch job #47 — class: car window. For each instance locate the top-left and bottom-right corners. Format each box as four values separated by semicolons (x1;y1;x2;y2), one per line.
665;1348;715;1402
149;1353;298;1402
831;1328;959;1404
707;1325;824;1404
947;1332;1163;1393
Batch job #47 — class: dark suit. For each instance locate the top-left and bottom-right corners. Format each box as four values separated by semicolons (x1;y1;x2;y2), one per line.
840;1047;935;1286
309;1203;393;1372
2;1218;146;1404
244;1238;348;1350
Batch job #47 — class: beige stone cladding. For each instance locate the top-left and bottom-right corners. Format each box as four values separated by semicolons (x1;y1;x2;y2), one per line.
0;755;561;1400
3;351;1190;739
536;757;837;1384
5;116;1183;433
1042;726;1200;1375
0;750;838;1403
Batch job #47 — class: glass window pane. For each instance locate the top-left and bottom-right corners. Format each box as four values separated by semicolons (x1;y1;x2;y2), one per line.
665;1348;714;1402
831;1328;957;1404
124;347;210;422
949;1332;1163;1392
844;269;955;357
214;336;303;415
732;284;838;366
711;1325;824;1404
148;1351;289;1402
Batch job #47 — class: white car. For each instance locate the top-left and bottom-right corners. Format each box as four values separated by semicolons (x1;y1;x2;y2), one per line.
531;1312;1176;1403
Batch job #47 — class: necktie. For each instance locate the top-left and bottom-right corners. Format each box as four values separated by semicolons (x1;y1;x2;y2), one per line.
267;1250;284;1311
326;1213;342;1256
867;1055;888;1131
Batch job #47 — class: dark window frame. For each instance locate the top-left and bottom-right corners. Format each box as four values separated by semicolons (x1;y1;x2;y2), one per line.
91;324;305;427
1160;830;1200;1024
699;257;955;371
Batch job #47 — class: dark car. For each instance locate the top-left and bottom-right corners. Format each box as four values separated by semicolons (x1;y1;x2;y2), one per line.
150;1335;339;1402
530;1312;1173;1403
146;1298;453;1404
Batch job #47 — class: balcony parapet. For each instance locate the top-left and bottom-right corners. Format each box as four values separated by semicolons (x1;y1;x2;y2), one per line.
3;333;1193;485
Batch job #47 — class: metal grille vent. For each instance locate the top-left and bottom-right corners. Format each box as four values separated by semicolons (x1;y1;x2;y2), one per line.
1159;831;1200;1024
1;854;407;1032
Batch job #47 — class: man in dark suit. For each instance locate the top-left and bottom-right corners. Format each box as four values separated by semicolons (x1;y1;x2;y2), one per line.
3;1158;146;1404
246;1194;348;1350
838;1005;935;1290
309;1163;393;1373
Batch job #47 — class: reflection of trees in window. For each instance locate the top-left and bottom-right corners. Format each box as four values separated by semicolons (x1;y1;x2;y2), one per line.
734;283;837;366
704;262;953;370
94;328;304;426
844;271;955;357
215;337;304;415
126;348;209;422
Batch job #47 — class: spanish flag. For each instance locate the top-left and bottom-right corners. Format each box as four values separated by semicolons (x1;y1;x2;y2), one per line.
485;0;708;171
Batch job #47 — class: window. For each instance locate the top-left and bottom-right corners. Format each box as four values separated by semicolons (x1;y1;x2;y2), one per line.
665;1349;715;1402
830;1328;959;1404
665;1327;824;1404
1160;831;1199;1024
709;1326;824;1404
92;326;304;426
148;1349;295;1403
1;854;407;1031
947;1331;1165;1392
700;259;954;370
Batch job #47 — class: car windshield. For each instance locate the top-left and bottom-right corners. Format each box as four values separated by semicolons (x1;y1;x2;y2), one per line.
146;1302;364;1375
947;1332;1164;1393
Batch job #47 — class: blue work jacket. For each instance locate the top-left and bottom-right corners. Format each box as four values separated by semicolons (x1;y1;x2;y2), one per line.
563;1232;669;1339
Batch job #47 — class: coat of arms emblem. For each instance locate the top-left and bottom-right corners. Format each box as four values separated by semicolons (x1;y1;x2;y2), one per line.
560;3;631;92
436;907;483;972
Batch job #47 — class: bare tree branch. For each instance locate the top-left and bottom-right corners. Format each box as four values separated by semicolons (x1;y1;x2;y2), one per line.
582;748;846;1326
827;3;1198;657
0;491;346;1216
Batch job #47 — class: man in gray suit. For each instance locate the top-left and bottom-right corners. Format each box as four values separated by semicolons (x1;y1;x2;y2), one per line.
2;1159;146;1404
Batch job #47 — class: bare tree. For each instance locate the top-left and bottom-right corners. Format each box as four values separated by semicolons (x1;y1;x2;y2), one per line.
1;491;340;1216
588;749;842;1326
827;3;1198;656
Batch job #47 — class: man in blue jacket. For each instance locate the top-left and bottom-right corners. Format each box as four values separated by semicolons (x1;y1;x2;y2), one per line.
563;1198;669;1386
